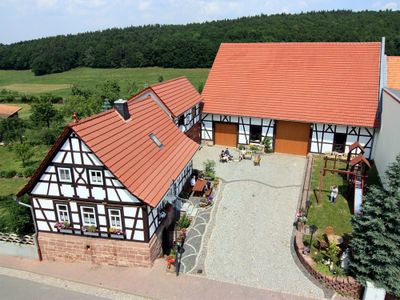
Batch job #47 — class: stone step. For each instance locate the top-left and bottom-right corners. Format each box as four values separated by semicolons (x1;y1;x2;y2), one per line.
181;202;194;215
189;207;199;218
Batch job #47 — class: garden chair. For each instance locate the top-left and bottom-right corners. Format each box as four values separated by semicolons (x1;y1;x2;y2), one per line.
253;154;261;166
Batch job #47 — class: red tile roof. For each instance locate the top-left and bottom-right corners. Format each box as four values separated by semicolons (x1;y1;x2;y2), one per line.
387;56;400;90
19;97;199;207
202;42;382;128
0;104;22;118
145;77;202;117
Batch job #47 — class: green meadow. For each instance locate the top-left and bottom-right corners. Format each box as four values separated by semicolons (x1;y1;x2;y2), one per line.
0;67;210;98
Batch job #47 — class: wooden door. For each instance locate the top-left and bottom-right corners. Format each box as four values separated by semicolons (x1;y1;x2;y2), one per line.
214;123;238;147
275;121;310;156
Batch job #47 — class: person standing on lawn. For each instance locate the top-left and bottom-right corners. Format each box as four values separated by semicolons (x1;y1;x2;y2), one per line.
330;185;339;203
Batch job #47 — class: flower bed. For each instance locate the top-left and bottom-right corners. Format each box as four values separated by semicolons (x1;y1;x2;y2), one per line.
295;155;363;299
294;231;363;299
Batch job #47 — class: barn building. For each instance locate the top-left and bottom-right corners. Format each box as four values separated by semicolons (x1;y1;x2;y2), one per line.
17;79;201;267
0;104;22;119
201;41;387;158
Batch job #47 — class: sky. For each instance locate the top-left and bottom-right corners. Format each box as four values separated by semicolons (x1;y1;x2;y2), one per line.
0;0;399;44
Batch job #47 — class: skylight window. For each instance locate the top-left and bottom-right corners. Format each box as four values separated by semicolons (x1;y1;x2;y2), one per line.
149;133;163;149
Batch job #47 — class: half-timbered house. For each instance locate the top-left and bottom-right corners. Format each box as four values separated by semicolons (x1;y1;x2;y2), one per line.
129;77;202;143
18;87;199;267
201;41;387;158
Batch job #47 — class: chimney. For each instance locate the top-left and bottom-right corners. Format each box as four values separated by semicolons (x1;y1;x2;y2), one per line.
114;99;130;120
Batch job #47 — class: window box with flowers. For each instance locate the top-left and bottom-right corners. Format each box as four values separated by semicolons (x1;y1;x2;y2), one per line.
82;225;99;237
109;227;124;239
54;221;73;234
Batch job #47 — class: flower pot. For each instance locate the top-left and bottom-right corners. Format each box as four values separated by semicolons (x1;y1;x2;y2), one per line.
83;231;99;237
110;234;124;239
59;229;73;234
166;264;176;273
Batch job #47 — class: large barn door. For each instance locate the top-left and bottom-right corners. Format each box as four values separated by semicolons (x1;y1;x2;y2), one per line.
214;122;238;147
275;121;310;156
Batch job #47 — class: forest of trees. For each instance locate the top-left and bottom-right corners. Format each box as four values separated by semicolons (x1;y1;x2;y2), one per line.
0;10;400;75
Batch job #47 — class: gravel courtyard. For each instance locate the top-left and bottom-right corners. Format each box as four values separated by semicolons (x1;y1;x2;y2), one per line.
192;146;327;299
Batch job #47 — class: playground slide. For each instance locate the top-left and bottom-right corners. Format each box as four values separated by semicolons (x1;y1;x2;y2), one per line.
354;183;363;215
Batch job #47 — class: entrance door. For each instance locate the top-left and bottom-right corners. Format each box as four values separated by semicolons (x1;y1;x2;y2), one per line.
275;121;310;156
214;123;238;147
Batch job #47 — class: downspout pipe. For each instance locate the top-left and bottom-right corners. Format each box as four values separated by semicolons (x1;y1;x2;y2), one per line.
16;198;42;261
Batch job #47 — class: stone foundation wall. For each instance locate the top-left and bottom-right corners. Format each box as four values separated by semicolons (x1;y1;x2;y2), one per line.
185;122;201;144
38;232;162;267
294;232;363;299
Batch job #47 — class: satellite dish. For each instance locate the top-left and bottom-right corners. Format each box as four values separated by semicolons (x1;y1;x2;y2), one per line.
179;125;186;132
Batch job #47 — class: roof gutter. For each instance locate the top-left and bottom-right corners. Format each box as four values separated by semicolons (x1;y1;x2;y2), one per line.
16;197;42;261
377;37;387;123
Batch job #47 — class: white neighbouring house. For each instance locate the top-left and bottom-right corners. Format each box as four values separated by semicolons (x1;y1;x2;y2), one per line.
18;78;201;267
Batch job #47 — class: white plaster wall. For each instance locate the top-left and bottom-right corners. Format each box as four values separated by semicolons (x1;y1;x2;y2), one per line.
374;91;400;183
201;113;275;144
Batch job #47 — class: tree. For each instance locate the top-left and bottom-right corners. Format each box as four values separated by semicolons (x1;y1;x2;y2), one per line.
349;154;400;296
13;143;34;167
30;98;58;128
126;81;139;95
99;80;120;102
0;196;33;234
63;94;103;119
0;117;26;143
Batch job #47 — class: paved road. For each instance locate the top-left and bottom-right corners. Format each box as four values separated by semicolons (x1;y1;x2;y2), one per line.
0;274;106;300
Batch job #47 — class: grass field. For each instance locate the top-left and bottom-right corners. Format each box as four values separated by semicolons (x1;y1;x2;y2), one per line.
0;145;50;173
0;67;209;98
0;178;29;197
0;145;50;196
307;156;353;236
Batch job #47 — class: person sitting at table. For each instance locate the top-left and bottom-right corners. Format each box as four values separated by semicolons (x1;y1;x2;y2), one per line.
224;148;233;160
190;175;196;188
220;150;229;162
239;148;246;161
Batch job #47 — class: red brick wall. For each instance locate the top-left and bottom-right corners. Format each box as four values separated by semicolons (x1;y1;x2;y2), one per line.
294;231;364;299
185;122;201;144
38;232;162;267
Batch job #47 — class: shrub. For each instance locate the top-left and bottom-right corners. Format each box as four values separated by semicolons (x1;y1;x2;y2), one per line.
179;191;190;199
0;196;33;235
13;143;34;167
238;144;245;150
249;144;259;152
4;170;17;178
262;136;273;153
23;166;36;177
203;159;216;179
176;214;191;229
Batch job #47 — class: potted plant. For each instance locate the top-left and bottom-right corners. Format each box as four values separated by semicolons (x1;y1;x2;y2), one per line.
82;225;99;236
54;221;73;234
166;248;177;272
109;227;124;239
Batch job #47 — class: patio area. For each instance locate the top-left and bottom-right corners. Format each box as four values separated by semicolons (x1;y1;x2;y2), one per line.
186;145;329;299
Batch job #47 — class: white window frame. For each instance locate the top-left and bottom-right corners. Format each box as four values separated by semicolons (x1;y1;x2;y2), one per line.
56;204;70;223
80;206;97;226
58;167;72;183
108;209;122;229
89;170;103;185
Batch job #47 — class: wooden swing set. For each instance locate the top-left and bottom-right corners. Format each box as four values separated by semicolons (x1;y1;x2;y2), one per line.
316;142;370;206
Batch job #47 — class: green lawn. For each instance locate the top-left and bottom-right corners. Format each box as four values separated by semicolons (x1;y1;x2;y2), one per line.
0;178;29;197
0;67;209;98
0;145;50;173
307;156;353;236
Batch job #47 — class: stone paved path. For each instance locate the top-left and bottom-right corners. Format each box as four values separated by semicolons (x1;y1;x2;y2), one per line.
191;146;330;299
180;204;212;273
